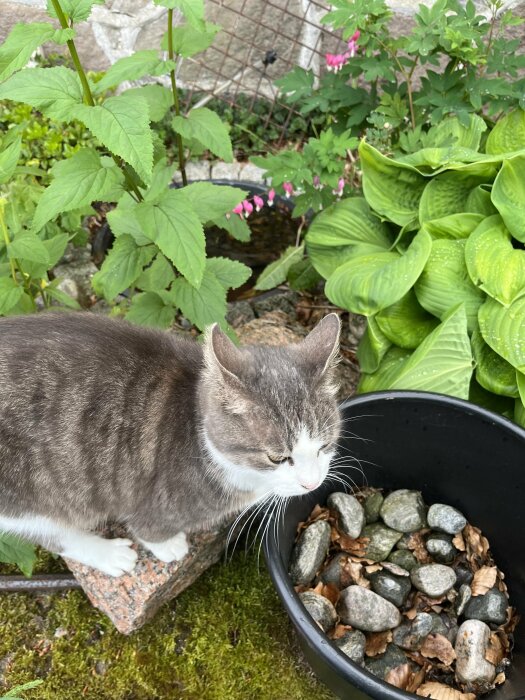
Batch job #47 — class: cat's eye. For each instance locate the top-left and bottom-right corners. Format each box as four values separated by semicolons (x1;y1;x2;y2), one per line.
267;454;292;465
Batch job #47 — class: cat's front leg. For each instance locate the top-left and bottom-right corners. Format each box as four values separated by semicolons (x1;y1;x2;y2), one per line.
136;532;189;563
0;514;138;577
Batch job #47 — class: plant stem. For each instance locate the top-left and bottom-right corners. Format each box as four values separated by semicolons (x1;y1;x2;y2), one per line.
376;38;417;129
167;9;188;186
49;0;144;202
0;201;17;283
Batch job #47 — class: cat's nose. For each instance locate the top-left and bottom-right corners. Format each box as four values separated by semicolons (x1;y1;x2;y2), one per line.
301;480;320;491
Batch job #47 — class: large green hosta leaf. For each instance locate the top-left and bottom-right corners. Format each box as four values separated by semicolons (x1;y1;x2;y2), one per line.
397;146;484;171
305;197;393;279
376;290;439;349
423;213;484;240
465;185;497;216
356;317;391;374
419;172;489;223
325;229;432;316
359;141;427;226
471;330;519;398
486;109;525;155
491;156;525;242
517;372;525;427
465;215;525;306
358;305;473;399
478;296;525;372
469;379;515;420
415;239;484;331
427;114;487;151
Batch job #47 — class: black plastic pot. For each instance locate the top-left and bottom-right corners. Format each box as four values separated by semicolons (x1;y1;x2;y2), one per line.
264;391;525;700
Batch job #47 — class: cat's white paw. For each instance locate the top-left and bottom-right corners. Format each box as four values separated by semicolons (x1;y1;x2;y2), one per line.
140;532;189;563
63;536;138;577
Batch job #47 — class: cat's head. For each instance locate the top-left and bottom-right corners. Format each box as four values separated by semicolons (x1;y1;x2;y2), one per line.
199;314;341;498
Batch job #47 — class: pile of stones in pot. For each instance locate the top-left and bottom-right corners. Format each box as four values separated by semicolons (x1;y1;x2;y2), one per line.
290;489;518;700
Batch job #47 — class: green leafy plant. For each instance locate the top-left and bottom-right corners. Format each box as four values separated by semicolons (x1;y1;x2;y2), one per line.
251;0;525;241
306;111;525;426
0;0;251;331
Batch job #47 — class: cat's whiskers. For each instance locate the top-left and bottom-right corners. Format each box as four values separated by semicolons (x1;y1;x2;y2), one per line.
257;496;281;569
225;491;273;560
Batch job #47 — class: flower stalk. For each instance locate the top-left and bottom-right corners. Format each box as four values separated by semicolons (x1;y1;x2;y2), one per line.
167;9;188;186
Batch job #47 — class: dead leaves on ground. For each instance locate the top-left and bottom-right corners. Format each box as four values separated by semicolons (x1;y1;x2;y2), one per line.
365;630;392;657
471;566;497;596
421;634;456;665
416;682;476;700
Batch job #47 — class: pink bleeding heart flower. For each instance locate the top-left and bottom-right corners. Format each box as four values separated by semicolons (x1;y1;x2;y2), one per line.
333;177;345;197
347;30;360;58
253;195;264;212
242;199;253;218
349;30;361;43
267;188;276;207
326;52;349;72
283;182;294;198
232;203;244;217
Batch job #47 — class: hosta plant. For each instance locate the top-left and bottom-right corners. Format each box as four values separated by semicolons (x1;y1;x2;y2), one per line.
306;111;525;427
0;0;251;332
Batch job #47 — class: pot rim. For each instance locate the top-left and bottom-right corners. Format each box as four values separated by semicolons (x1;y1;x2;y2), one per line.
263;389;525;700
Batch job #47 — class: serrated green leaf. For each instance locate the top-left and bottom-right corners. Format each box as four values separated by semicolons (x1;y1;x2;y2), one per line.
153;0;205;28
182;182;245;222
73;94;153;184
92;235;155;300
0;533;36;577
142;158;175;202
31;149;124;232
135;253;176;292
423;213;484;240
486;108;525;155
415;238;484;331
134;189;205;287
0;135;21;184
43;233;69;267
46;0;104;22
275;67;314;102
465;215;525;307
478;296;525;372
356;317;392;374
126;291;176;328
170;271;227;330
359;305;473;399
0;23;74;83
376;290;439;350
172;108;233;162
491;156;525;243
255;244;304;291
472;329;518;398
359;140;427;226
210;213;251;242
326;229;432;316
94;51;176;94
0;278;23;315
46;285;81;309
162;23;220;57
206;257;251;290
0;67;83;121
419;172;487;223
107;203;150;246
123;84;173;122
8;233;49;264
287;258;322;291
4;290;35;316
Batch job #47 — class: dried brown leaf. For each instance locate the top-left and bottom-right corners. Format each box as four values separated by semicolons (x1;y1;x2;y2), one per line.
320;582;340;606
342;560;370;589
385;663;411;689
420;634;456;666
485;632;504;666
381;561;410;576
416;681;476;700
452;533;466;552
494;672;506;686
365;630;393;657
471;565;497;596
406;531;432;564
312;581;324;595
463;524;490;569
364;563;383;574
330;623;352;640
337;534;370;557
407;665;427;693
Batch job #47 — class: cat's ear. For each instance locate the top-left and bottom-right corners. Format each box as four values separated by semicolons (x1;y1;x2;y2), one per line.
298;313;341;380
203;323;249;384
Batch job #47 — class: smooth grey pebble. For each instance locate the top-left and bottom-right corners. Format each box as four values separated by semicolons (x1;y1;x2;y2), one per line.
455;619;496;684
426;533;457;564
334;630;366;665
338;585;401;632
365;644;408;680
289;520;331;585
370;571;412;608
427;503;467;535
299;591;337;633
463;587;508;625
393;612;433;651
364;492;384;524
380;489;427;532
411;564;457;598
387;550;418;571
327;492;365;539
362;523;402;562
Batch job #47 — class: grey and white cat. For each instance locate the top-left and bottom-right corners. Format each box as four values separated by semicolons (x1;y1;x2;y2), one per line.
0;311;341;576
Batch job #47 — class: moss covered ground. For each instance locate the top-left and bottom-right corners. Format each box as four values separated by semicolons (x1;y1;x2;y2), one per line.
0;545;335;700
